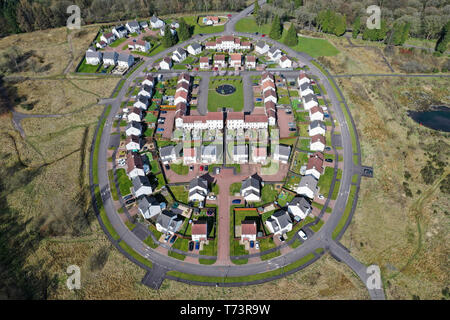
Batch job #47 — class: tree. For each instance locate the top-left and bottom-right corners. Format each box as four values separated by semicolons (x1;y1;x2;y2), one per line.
435;20;450;53
269;14;282;40
293;0;303;8
161;25;173;47
253;0;259;16
284;23;298;46
352;16;360;39
178;17;191;41
334;14;346;36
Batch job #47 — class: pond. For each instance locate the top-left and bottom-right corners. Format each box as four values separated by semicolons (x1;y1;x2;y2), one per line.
408;106;450;132
216;84;236;95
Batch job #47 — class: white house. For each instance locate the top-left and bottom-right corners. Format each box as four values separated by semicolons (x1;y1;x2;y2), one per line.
262;80;276;93
139;84;153;98
309;120;326;136
273;144;291;163
139;21;148;29
279;55;292;68
310;134;326;152
300;82;314;97
229;53;242;67
296;175;318;199
214;55;226;68
100;32;116;44
188;177;208;202
160;27;176;36
118;53;134;68
133;95;149;110
203;16;219;25
263;89;277;104
156;211;183;235
240;176;260;202
142;74;155;87
201;145;219;164
85;50;102;65
125;135;141;151
150;15;165;29
226;112;245;129
178;73;190;85
170;21;180;29
303;93;319;110
233;145;248;164
245;55;256;69
309;106;324;122
132;175;153;198
126;152;145;178
261;72;274;85
298;71;310;87
183;147;197;164
133;40;151;53
252;146;267;164
265;210;293;236
268;47;282;61
96;41;107;49
125;121;142;136
174;90;188;106
199;56;210;69
191;221;208;242
244;114;268;129
159;57;172;70
127;107;143;122
241;221;257;242
187;43;202;55
288;196;312;220
103;51;118;66
172;48;187;63
112;25;128;38
160;145;177;164
126;21;140;33
305;152;324;180
138;196;164;219
255;41;270;55
265;101;277;126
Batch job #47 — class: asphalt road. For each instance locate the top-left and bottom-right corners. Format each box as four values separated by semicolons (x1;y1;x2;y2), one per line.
92;0;385;299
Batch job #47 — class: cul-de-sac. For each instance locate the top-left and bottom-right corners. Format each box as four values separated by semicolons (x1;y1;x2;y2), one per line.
0;0;448;301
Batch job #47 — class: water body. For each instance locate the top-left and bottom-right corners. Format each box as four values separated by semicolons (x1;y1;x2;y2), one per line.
408;106;450;132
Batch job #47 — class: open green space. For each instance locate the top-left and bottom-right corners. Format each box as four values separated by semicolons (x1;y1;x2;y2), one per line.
230;182;242;195
183;16;226;34
170;185;189;203
116;168;132;196
110;37;127;48
119;241;152;268
77;58;100;73
208;78;244;112
332;185;357;240
170;163;189;175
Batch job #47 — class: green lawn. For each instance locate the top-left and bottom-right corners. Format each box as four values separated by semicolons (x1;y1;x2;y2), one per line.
119;241;152;268
254;184;279;206
230;182;242;195
332;185;357;239
317;167;334;198
170;163;189;175
208;78;244;112
234;17;274;35
290;36;339;58
312;201;332;213
297;138;311;151
183;16;225;34
170;185;188;203
77;58;100;73
116;168;132;196
110;37;127;48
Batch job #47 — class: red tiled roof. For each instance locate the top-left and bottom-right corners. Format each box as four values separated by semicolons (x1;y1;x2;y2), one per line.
126;152;143;173
306;156;324;173
199;56;209;63
214;54;225;61
246;55;256;62
178;73;190;82
263;81;275;90
241;221;257;235
182;115;206;123
264;101;276;111
311;151;324;161
310;106;324;114
191;222;207;235
245;114;268;123
311;134;325;145
227;112;244;120
174;90;188;99
230;53;242;61
135;40;146;46
184;148;196;157
262;72;274;81
162;57;171;64
263;89;276;99
241;41;251;47
104;32;114;38
206;112;223;121
176;81;189;91
205;41;216;47
280;55;289;62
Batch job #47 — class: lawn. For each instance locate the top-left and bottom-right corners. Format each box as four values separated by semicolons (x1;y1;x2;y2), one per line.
116;168;132;196
312;201;332;213
77;58;100;73
290;36;340;58
291;151;308;174
254;184;279;206
170;185;189;203
170;163;189;175
110;37;127;48
317;167;334;198
208;78;244;112
297;138;311;151
230;182;242;195
183;16;225;34
234;17;274;35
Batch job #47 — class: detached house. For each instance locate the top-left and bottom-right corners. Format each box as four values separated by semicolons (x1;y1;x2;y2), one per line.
150;15;165;29
127;107;143;122
298;71;310;87
126;20;140;33
96;41;106;49
214;55;226;68
245;55;256;69
172;48;187;63
191;221;208;242
132;175;153;198
273;144;291;163
125;121;142;136
126;152;145;178
199;56;210;69
160;145;177;164
201;145;220;164
118;53;134;68
156;211;182;234
139;21;148;29
138;195;164;219
300;83;314;97
310;134;326;152
240;176;261;202
305;152;324;180
255;41;270;55
112;25;128;38
188;177;208;202
229;53;242;67
159;57;172;70
133;40;150;52
265;210;293;236
187;43;202;55
297;175;318;199
100;32;116;44
303;93;319;110
309;120;326;136
125;135;141;151
252;146;267;164
241;221;257;242
85;50;102;65
288;196;312;220
233;145;248;164
309;106;324;122
103;51;118;66
268;47;282;61
279;56;292;68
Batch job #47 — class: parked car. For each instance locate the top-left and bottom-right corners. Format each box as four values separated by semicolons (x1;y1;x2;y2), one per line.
161;111;167;114
123;194;134;201
232;199;241;204
199;165;204;171
325;147;331;151
207;195;216;201
279;235;285;242
157;128;164;132
298;229;308;241
255;241;260;250
125;198;136;205
164;234;171;242
189;241;194;251
204;165;209;171
195;241;200;250
262;34;266;37
215;167;220;175
325;158;333;163
289;128;296;131
250;240;254;248
170;235;177;244
318;194;325;200
165;164;170;170
189;166;194;171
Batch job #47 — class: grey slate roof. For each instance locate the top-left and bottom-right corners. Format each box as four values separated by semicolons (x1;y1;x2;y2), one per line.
303;93;318;103
255;41;267;48
299;174;318;190
241;176;260;192
127;20;139;28
118;53;132;62
289;196;311;212
275;144;291;158
156;210;181;231
103;51;118;60
300;82;313;92
160;145;175;158
132;175;151;190
269;47;280;54
189;177;208;191
126;121;142;132
233;145;248;156
150;16;160;23
137;94;149;104
86;51;102;59
190;43;202;50
310;120;326;130
201;144;218;157
115;25;127;32
272;210;292;229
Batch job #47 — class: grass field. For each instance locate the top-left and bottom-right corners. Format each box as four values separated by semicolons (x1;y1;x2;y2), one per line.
208;78;244;112
183;16;225;34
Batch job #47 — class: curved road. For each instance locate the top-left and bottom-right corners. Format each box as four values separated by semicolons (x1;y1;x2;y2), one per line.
93;0;385;299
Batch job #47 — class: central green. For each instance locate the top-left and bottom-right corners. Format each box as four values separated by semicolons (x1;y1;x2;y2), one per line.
208;77;244;112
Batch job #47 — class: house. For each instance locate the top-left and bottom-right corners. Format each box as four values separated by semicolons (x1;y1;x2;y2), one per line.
300;82;314;97
268;47;282;61
183;147;197;164
96;41;107;49
252;146;267;164
263;89;277;104
156;210;183;234
100;32;116;44
265;210;293;236
265;101;277;126
279;55;293;68
187;43;202;55
229;53;242;67
261;72;275;84
214;54;226;68
178;73;190;85
170;21;180;29
150;15;165;29
133;40;150;52
139;84;153;98
188;177;208;202
305;152;324;180
199;56;210;69
160;27;176;36
172;48;187;63
125;135;141;151
103;51;118;66
159;57;172;70
303;93;319;110
208;36;250;52
132;175;153;198
126;152;145;178
273;144;291;163
310;134;326;152
201;144;219;163
245;55;256;69
112;25;128;38
133;95;149;110
85;50;102;65
139;21;148;29
226;112;245;129
262;80;276;93
244;114;268;129
127;107;143;122
309;120;326;136
138;196;164;219
255;41;270;55
176;81;189;94
240;176;261;201
142;74;155;87
125;121;142;136
298;71;310;87
191;221;208;242
309;105;324;122
288;196;312;220
241;221;257;242
233;145;248;164
174;90;188;105
203;16;219;25
117;53;134;68
160;145;177;164
296;175;318;199
126;20;140;33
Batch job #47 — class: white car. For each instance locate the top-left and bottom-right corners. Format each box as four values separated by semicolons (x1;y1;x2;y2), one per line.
207;195;217;201
255;241;260;250
298;229;308;241
318;194;324;200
